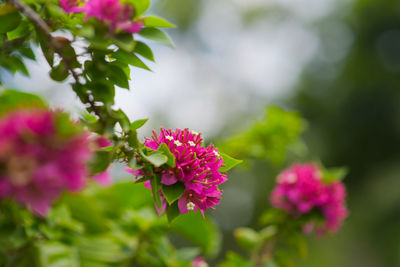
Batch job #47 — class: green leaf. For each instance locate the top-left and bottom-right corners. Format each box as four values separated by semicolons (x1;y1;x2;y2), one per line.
143;152;168;167
113;49;151;71
219;153;242;172
234;227;260;250
0;89;46;116
19;46;35;60
0;10;21;33
89;80;115;104
171;212;221;257
134;41;154;62
162;182;185;205
130;0;150;16
166;202;180;223
7;20;31;40
130;118;149;131
322;166;349;183
88;151;112;175
36;242;80;267
150;174;162;211
107;64;129;89
157;143;175;167
143;15;176;28
139;28;174;47
36;29;55;66
49;60;69;82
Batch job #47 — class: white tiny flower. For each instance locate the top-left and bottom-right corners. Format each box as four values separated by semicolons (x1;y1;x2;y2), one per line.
187;201;195;211
165;135;173;141
188;141;196;147
174;140;182;146
191;130;199;135
213;150;220;157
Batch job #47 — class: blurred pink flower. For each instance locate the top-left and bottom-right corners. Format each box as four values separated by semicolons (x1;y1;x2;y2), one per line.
0;110;110;216
270;163;348;233
192;257;209;267
60;0;84;13
127;128;227;215
60;0;143;34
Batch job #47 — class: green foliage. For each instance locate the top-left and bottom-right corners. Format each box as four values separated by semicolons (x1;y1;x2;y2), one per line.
162;182;185;205
0;89;46;115
321;167;349;183
0;182;218;266
220;106;306;165
219;153;243;172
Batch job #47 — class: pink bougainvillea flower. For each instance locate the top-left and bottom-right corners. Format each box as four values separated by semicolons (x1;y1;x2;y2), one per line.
192;257;209;267
59;0;84;13
127;128;227;215
83;0;121;22
60;0;144;34
270;163;348;233
0;109;111;216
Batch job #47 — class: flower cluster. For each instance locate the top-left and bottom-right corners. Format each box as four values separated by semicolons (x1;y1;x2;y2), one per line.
128;128;227;215
0;109;110;216
270;163;347;233
60;0;143;33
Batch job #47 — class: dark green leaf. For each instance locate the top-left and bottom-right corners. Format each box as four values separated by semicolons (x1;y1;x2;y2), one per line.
107;64;129;89
88;151;112;175
113;49;151;71
0;11;21;33
171;212;221;256
49;60;69;82
134;41;154;62
150;174;162;211
89;81;115;104
166;202;180;223
162;182;185;205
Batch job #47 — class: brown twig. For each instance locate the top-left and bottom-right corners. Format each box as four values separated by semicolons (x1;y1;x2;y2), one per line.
6;0;103;121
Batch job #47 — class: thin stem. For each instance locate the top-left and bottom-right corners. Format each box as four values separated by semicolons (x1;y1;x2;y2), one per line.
6;0;103;122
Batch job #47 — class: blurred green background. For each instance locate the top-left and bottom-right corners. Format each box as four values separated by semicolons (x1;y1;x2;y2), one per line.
2;0;400;266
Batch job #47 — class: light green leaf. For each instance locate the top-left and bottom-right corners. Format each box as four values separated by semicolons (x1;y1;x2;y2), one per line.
130;118;149;131
143;15;176;28
234;227;260;250
219;153;242;172
0;89;46;116
139;28;174;47
130;0;150;16
143;152;168;167
157;143;176;167
322;166;349;183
